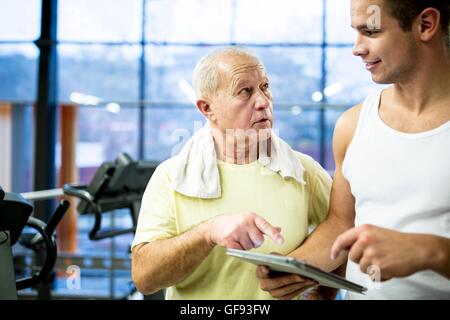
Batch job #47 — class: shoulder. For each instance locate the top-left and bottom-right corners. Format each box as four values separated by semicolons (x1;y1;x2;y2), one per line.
334;103;362;142
147;157;177;186
155;157;177;175
333;103;363;159
293;152;331;186
294;152;324;174
141;157;177;202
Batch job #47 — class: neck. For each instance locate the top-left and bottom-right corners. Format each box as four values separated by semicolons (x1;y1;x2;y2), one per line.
211;127;266;164
392;47;450;114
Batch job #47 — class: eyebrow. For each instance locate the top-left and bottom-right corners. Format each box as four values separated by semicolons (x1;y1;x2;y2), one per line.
232;77;269;91
229;79;249;93
352;24;366;30
351;24;380;31
234;79;251;88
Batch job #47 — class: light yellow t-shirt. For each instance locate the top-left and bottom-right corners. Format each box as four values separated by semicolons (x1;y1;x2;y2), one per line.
132;153;331;299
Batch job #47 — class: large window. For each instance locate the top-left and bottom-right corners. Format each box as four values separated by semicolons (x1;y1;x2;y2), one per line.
54;0;381;172
1;0;383;298
0;0;41;102
0;0;384;173
0;0;41;193
0;0;41;41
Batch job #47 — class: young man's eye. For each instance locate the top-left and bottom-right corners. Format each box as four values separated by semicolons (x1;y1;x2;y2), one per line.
364;29;380;36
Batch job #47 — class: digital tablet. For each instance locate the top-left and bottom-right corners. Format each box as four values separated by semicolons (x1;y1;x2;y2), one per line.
226;248;367;294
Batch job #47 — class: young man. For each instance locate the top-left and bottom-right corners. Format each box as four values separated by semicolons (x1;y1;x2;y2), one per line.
258;0;450;299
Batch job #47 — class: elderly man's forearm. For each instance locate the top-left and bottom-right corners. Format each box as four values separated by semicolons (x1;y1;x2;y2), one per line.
132;222;214;295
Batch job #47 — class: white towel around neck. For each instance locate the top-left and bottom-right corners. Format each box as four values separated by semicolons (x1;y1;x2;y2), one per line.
171;125;306;199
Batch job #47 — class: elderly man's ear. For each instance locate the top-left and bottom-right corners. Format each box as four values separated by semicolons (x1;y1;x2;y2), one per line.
196;99;217;122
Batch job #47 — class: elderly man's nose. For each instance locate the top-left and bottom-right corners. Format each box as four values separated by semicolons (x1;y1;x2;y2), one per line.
254;91;270;109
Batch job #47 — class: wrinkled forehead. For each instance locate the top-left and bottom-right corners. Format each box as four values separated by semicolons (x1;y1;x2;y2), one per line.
216;54;267;89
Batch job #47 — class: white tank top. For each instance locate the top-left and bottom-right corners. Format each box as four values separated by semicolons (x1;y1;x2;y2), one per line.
342;89;450;299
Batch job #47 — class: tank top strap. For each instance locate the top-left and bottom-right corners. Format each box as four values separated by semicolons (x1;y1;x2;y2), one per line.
342;89;382;177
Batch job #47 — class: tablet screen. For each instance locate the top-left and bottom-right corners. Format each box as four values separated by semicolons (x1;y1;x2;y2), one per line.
226;248;366;294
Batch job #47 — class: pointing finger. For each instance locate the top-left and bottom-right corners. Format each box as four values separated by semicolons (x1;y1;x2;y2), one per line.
330;227;362;260
254;215;284;245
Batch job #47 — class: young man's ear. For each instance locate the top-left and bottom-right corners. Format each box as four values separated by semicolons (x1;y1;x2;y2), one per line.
196;99;216;122
416;7;441;42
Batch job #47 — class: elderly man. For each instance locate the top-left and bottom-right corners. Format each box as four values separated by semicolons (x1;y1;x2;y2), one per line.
131;47;332;299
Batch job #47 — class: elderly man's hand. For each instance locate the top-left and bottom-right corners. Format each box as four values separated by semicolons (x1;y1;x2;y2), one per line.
207;212;284;250
256;263;318;300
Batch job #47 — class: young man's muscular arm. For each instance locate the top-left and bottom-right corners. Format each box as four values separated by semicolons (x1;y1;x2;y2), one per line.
257;104;363;299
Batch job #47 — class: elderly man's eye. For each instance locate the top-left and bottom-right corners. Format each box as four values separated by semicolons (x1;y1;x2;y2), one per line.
239;88;252;95
261;83;269;90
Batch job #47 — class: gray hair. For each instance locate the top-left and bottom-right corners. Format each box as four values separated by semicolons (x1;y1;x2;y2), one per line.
192;47;263;99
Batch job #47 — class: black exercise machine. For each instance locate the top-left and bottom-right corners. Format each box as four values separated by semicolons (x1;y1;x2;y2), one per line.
63;152;158;240
1;153;158;299
0;185;69;299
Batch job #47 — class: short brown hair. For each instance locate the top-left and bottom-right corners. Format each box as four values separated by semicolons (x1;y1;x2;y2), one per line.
384;0;449;37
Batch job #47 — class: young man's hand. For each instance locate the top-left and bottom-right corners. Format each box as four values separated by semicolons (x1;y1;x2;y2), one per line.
331;224;449;281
